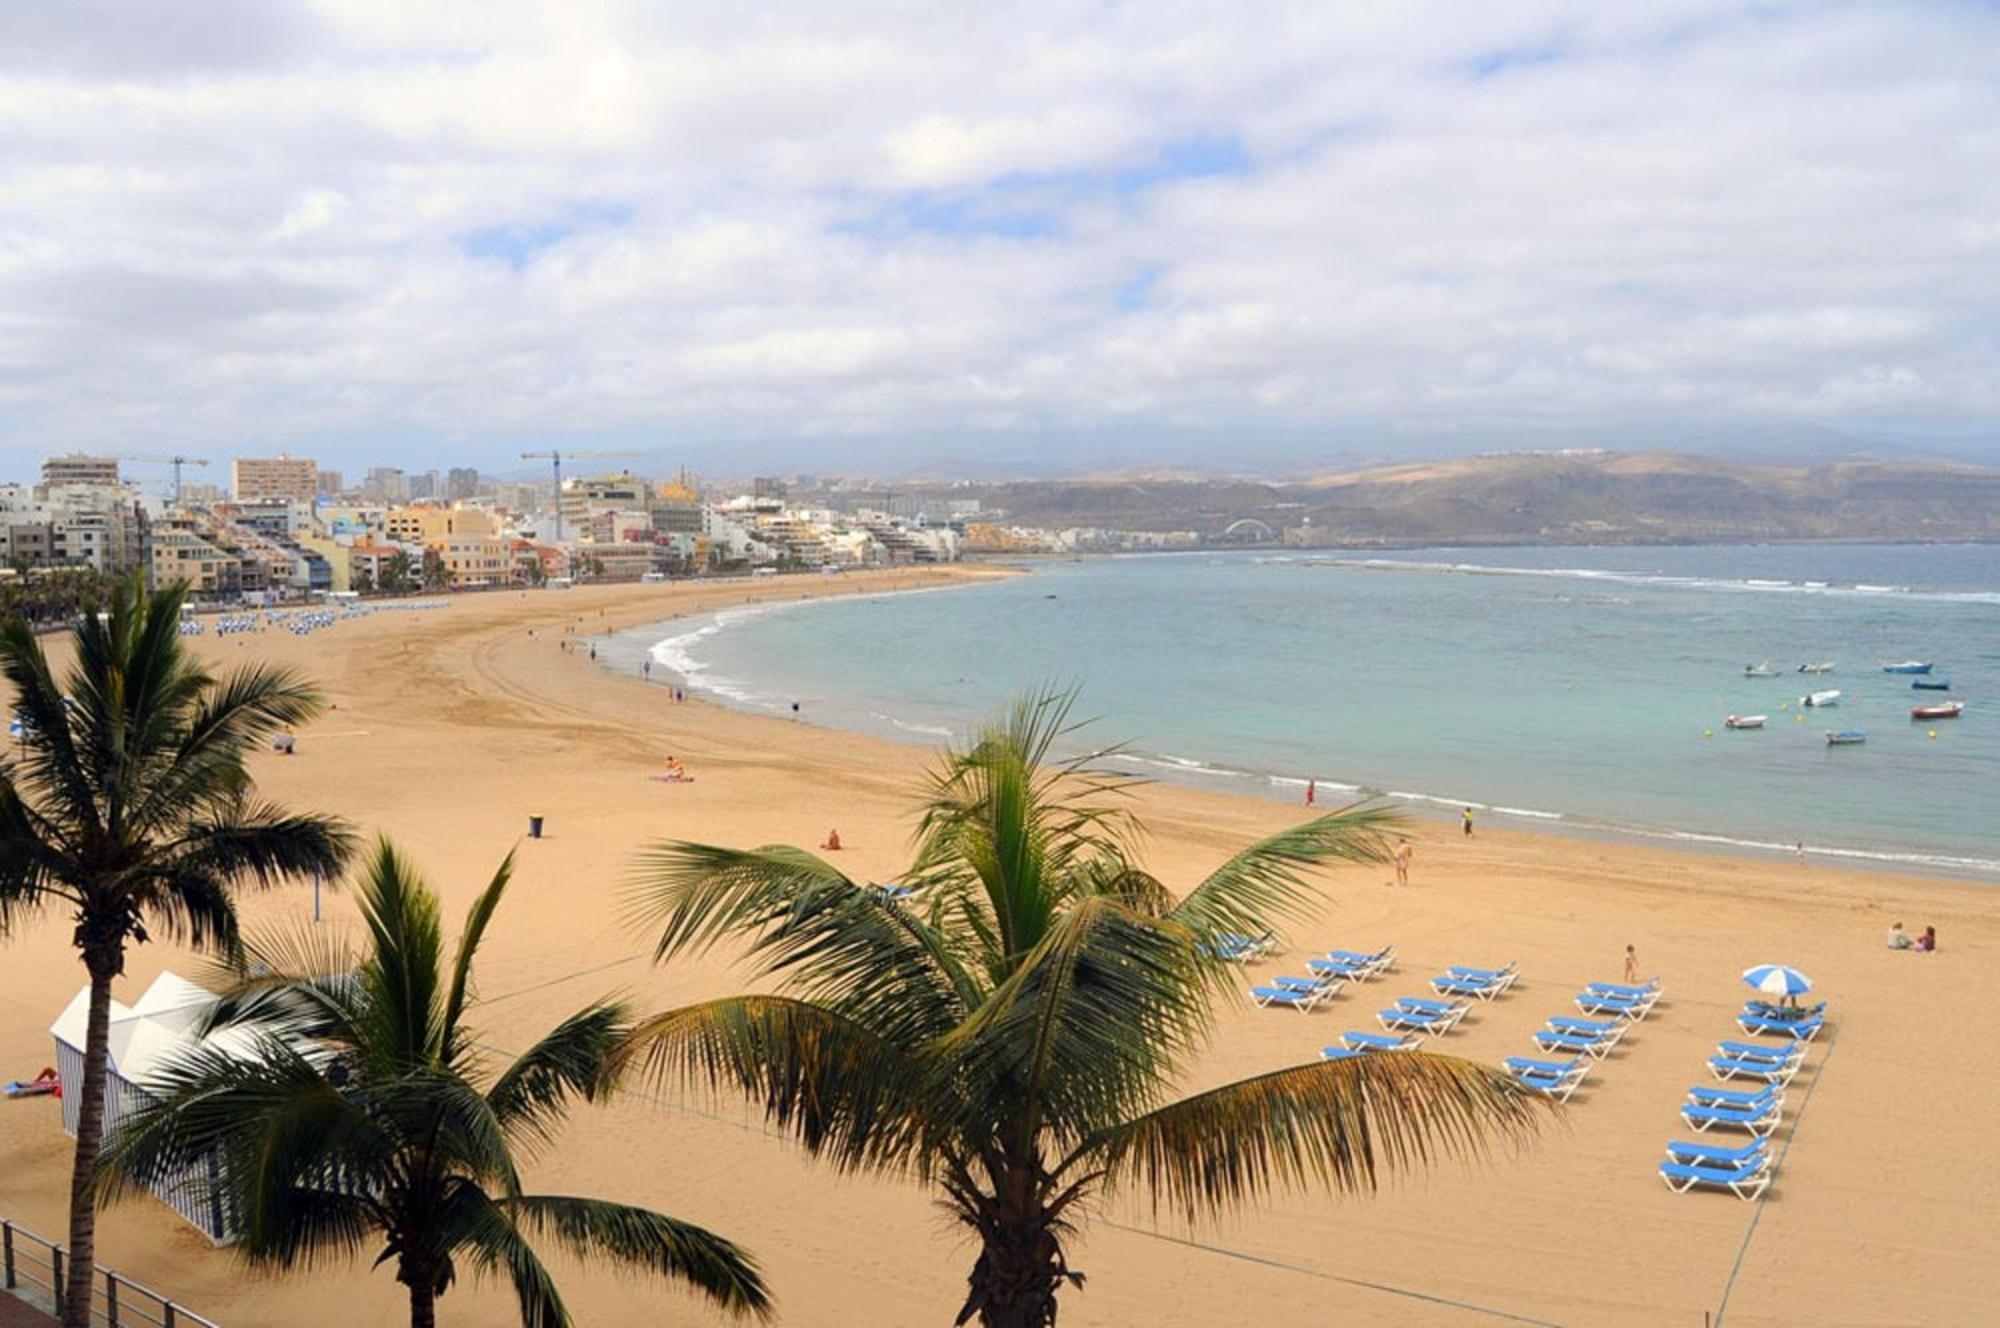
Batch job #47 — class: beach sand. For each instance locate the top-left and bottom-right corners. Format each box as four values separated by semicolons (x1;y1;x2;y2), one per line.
1;568;1994;1326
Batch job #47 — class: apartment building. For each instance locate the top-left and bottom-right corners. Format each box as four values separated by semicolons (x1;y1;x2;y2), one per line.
231;455;319;502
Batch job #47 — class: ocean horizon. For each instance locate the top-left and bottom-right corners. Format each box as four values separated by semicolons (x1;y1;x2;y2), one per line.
598;543;2000;880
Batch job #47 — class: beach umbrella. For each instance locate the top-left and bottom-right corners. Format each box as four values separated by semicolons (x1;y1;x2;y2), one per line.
1741;963;1812;997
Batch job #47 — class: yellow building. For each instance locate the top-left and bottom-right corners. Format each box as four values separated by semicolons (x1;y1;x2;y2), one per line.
231;455;319;503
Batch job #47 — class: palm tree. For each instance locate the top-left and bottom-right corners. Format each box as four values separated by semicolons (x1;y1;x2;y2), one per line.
0;576;353;1328
618;690;1546;1327
98;841;771;1328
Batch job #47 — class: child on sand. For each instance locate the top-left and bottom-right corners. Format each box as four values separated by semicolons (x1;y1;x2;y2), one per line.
1623;944;1638;982
822;829;842;851
1887;922;1913;950
1392;841;1413;887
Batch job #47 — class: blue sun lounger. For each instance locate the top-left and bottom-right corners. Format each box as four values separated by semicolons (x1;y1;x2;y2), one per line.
1272;974;1346;999
1377;1006;1460;1036
1251;984;1331;1012
1395;996;1468;1017
1584;977;1661;1000
1709;1054;1801;1085
1448;962;1519;989
1546;1015;1626;1044
1531;1027;1617;1059
1205;931;1279;962
1503;1056;1587;1082
1431;974;1509;1000
1687;1083;1783;1112
1736;1012;1824;1041
1326;946;1395;975
1574;990;1656;1019
1342;1030;1420;1053
1717;1039;1801;1064
1659;1157;1772;1201
1307;957;1374;983
1745;998;1826;1020
1680;1098;1781;1136
1665;1138;1769;1168
1514;1068;1586;1102
1321;1047;1369;1061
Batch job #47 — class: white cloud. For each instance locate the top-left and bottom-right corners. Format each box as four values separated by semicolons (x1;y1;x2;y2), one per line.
0;0;1995;476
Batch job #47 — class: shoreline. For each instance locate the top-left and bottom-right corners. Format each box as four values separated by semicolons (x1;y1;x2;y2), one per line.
589;571;2000;884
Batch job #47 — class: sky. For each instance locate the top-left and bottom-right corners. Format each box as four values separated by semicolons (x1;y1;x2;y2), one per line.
2;0;1998;483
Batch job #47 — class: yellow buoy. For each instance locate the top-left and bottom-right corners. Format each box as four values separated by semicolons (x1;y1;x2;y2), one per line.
1796;714;1806;723
1929;729;1939;740
1778;702;1789;710
1704;729;1714;738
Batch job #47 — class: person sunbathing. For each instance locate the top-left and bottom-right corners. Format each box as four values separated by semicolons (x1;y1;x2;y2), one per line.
822;829;843;851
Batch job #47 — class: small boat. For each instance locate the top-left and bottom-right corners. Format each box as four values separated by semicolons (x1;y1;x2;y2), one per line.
1912;678;1951;691
1796;662;1835;675
1911;702;1963;720
1724;714;1767;730
1882;660;1933;675
1801;690;1841;708
1742;662;1776;678
1825;731;1867;746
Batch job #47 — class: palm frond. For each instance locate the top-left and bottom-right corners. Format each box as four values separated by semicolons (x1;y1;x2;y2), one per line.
353;840;446;1069
504;1195;771;1320
627;842;976;1043
615;996;931;1172
127;662;328;837
485;1001;629;1148
1166;802;1399;956
1085;1052;1547;1221
0;613;103;837
444;852;516;1056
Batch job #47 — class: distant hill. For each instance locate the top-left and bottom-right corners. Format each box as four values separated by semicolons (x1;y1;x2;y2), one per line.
964;451;2000;545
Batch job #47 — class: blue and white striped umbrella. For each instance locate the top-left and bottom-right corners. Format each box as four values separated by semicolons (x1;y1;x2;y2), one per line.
1742;963;1813;997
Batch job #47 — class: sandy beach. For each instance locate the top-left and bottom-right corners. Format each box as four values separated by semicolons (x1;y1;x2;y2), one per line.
2;568;1994;1327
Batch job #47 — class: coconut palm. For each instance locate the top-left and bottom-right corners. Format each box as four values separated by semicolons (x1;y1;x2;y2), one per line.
618;689;1546;1328
0;576;353;1327
97;841;770;1328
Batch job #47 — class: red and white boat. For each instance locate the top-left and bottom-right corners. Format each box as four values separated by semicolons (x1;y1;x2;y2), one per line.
1911;701;1963;720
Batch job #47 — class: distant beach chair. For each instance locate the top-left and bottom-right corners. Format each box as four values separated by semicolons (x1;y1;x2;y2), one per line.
1514;1067;1587;1102
1307;957;1374;983
1341;1030;1421;1053
1687;1083;1784;1113
872;883;915;904
1503;1055;1588;1083
1708;1053;1801;1085
1320;1047;1370;1061
1377;1006;1462;1036
1665;1138;1769;1168
1584;977;1661;1000
1432;973;1510;1000
1531;1027;1618;1059
1574;989;1657;1020
1736;1012;1824;1041
1449;962;1519;989
1744;998;1826;1020
1716;1039;1802;1065
1658;1157;1773;1201
1680;1098;1783;1136
1250;984;1330;1012
4;1067;58;1098
1206;931;1279;963
1326;945;1395;975
1271;974;1345;1000
1393;996;1468;1019
1546;1015;1627;1044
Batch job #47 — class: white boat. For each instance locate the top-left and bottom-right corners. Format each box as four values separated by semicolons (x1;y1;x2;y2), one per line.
1796;662;1835;675
1742;662;1776;678
1801;689;1841;708
1724;714;1767;730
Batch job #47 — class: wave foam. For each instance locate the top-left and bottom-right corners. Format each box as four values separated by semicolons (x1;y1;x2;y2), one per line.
1308;558;2000;604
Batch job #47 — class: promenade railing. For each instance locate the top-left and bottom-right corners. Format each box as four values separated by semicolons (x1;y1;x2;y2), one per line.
0;1218;219;1328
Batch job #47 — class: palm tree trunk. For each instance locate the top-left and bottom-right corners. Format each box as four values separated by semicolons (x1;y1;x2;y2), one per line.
961;1222;1069;1328
60;961;116;1328
407;1281;437;1328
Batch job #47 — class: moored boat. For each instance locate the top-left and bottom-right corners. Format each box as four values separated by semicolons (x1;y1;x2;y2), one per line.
1742;662;1775;678
1911;701;1963;720
1801;689;1841;708
1882;660;1933;674
1796;661;1835;675
1825;730;1867;746
1724;714;1767;730
1912;678;1951;690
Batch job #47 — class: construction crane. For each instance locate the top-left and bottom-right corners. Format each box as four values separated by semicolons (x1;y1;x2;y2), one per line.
116;453;210;503
519;449;639;541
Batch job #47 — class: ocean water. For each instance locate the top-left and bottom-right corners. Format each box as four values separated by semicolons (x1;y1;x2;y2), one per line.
603;545;2000;877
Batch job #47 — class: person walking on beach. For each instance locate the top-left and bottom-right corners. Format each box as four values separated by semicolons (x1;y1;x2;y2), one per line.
1392;840;1413;887
1623;944;1638;983
1304;778;1316;807
1462;807;1474;837
643;659;652;680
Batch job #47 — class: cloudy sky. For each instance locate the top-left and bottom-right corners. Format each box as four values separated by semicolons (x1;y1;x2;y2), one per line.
2;0;1997;481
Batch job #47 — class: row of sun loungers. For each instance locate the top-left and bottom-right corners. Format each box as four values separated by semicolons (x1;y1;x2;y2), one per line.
1500;975;1662;1102
1246;944;1396;1011
1656;996;1824;1201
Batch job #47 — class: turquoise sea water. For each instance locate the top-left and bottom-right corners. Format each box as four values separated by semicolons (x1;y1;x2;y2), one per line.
605;545;2000;877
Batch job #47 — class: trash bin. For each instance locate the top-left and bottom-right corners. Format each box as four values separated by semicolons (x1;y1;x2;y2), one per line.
528;815;544;839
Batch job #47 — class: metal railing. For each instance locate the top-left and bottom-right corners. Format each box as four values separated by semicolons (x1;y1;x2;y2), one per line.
0;1219;219;1328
